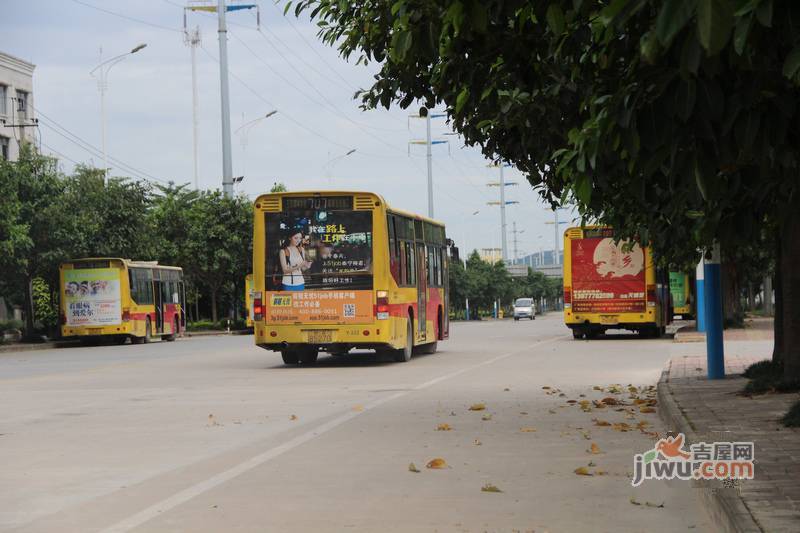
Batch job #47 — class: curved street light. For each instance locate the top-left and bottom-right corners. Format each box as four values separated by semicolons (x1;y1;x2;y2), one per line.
234;110;278;187
324;148;357;183
89;43;147;182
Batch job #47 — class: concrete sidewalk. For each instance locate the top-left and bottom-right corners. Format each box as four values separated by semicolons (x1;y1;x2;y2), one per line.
659;353;800;532
674;317;775;343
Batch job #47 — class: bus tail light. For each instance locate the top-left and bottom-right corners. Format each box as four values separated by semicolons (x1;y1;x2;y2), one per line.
563;287;572;309
122;309;131;322
376;290;389;320
646;285;656;307
253;292;264;321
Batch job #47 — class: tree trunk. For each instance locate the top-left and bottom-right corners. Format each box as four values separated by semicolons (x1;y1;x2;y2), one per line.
747;283;755;311
23;276;35;337
211;288;218;324
722;260;740;326
781;209;800;381
773;236;783;365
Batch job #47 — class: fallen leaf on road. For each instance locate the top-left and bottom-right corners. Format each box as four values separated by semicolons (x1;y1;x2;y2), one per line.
636;421;650;430
645;501;665;508
574;466;593;476
542;386;552;390
481;414;492;421
593;386;604;391
473;439;482;446
602;397;620;405
590;443;602;454
558;392;566;397
630;497;642;506
352;405;364;412
592;400;606;408
612;423;632;432
587;461;596;467
596;470;608;476
593;419;611;427
469;403;486;411
581;431;592;440
639;406;656;414
289;414;298;421
504;388;510;392
579;393;586;397
628;386;638;393
481;483;503;493
426;458;448;469
519;411;529;415
436;423;452;431
567;400;578;404
520;427;537;433
408;463;420;473
548;409;557;414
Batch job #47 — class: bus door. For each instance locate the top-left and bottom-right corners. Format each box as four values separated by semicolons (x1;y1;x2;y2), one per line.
416;242;427;342
154;279;164;333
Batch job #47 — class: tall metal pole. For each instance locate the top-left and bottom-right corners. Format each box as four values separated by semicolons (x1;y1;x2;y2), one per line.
218;0;234;197
188;27;201;190
554;209;560;266
425;112;434;217
500;164;507;262
99;70;108;183
704;243;725;379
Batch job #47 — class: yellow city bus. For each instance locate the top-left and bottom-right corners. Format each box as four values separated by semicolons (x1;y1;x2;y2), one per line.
669;271;694;319
563;227;671;339
60;258;185;344
245;273;254;328
251;191;451;364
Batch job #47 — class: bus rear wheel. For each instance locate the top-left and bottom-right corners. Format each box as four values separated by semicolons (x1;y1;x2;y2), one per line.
281;350;299;365
394;318;413;363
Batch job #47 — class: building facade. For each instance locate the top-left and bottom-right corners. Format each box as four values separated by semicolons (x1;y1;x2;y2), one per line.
0;51;36;161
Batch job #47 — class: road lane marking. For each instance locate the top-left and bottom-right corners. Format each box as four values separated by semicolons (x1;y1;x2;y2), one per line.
100;335;565;533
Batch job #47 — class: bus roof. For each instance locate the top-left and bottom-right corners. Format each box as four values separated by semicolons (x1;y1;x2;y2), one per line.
63;258;183;271
254;190;446;227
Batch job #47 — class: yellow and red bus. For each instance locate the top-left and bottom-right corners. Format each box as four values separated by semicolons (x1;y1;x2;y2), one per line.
60;258;185;344
563;227;671;339
251;191;451;364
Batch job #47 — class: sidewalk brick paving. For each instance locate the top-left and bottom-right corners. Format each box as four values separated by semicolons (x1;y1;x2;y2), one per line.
660;352;800;532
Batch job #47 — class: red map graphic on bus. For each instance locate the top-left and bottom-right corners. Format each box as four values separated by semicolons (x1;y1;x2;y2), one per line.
571;237;646;313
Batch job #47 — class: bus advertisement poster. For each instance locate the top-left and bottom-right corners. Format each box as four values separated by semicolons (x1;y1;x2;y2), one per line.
570;237;646;313
669;272;687;307
64;268;121;326
264;290;373;324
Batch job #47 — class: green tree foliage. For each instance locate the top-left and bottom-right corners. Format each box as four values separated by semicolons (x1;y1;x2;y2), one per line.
270;182;288;192
182;191;253;323
291;0;800;380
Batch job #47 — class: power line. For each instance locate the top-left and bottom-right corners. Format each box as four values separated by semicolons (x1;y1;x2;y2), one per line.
40;141;80;166
33;104;173;184
70;0;183;33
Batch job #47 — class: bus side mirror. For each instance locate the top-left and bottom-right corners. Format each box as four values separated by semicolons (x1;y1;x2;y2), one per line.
450;247;460;263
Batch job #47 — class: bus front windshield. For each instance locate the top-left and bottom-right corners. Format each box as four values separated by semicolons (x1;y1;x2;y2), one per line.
265;207;373;291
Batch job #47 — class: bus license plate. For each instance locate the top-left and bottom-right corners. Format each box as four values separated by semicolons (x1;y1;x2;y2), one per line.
600;315;619;325
306;330;333;343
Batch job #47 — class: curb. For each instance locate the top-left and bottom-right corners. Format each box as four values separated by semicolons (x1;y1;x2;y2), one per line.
657;363;762;533
0;341;79;354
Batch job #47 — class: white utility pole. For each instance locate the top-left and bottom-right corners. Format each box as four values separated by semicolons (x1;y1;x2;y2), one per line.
425;112;434;218
500;164;508;262
218;0;234;197
554;209;560;266
185;26;201;190
90;44;147;184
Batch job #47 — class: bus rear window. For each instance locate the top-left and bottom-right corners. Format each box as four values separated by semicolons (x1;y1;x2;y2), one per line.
265;208;373;291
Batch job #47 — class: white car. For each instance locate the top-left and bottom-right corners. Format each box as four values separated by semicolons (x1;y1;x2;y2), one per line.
513;298;535;320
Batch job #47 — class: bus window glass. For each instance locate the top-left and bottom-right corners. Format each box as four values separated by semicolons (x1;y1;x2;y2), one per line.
265;206;373;291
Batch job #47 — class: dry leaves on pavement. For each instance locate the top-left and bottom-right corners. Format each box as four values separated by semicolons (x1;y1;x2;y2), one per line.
426;458;448;469
408;463;420;473
481;483;503;493
468;403;486;411
589;442;602;454
436;423;453;431
519;427;537;433
574;466;593;476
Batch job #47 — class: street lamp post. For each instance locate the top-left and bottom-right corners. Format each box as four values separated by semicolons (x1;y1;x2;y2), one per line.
234;110;277;185
324;148;356;183
89;43;147;183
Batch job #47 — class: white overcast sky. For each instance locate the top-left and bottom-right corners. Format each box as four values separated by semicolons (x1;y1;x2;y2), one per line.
3;0;572;257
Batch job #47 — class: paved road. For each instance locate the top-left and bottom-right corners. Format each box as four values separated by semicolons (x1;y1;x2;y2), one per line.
1;314;710;532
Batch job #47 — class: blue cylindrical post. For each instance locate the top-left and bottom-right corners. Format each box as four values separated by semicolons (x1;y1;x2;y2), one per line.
695;260;706;332
704;244;725;379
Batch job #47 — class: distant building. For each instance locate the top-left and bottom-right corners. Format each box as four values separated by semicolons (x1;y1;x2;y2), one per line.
479;248;503;263
0;51;36;161
511;249;564;278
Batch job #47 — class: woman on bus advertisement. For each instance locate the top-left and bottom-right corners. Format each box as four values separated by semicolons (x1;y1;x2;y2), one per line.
278;229;312;291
